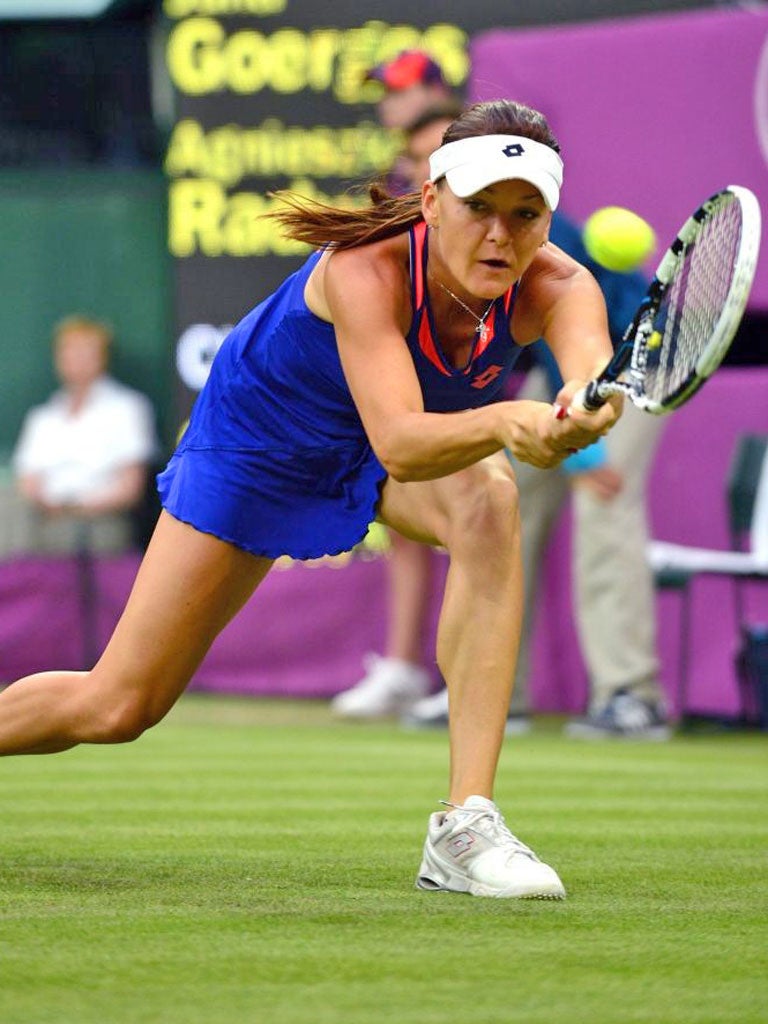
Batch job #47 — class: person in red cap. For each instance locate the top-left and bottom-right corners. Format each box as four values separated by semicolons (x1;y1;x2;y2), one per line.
366;50;453;131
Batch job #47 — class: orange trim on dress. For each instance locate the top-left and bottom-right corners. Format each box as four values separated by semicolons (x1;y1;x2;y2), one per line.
418;311;451;375
413;221;427;308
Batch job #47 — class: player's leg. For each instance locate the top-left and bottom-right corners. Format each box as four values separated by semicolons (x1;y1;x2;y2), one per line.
378;452;523;803
403;454;566;731
0;511;273;755
403;365;566;733
380;454;566;898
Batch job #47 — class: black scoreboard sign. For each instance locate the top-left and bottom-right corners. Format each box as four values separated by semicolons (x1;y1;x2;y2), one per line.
162;0;520;414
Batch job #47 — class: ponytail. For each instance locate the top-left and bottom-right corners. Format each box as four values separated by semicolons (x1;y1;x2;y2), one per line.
269;182;424;251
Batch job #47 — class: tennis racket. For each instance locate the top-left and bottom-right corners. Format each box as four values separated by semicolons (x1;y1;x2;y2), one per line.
574;185;761;414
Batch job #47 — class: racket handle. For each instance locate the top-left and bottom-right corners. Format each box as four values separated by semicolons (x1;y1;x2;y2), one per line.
575;380;607;412
553;380;608;418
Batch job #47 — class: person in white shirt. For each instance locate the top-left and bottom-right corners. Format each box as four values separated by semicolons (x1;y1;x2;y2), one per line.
12;314;158;554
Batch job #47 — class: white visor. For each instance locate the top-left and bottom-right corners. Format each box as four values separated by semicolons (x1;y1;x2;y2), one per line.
428;134;563;210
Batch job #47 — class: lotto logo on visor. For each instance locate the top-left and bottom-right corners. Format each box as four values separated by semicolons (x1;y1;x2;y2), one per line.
428;134;564;210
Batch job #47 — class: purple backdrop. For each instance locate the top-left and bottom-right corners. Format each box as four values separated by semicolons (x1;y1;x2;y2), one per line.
471;7;768;309
1;368;767;719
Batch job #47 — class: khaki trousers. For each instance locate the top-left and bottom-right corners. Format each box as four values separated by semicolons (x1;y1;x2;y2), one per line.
510;368;666;713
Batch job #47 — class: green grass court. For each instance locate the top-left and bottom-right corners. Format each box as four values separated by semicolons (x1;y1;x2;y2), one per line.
1;695;766;1024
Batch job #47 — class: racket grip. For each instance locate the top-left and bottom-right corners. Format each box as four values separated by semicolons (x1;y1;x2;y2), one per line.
553;380;607;417
577;380;607;412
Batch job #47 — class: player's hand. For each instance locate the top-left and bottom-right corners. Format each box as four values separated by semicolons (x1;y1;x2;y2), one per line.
499;400;586;469
553;379;623;437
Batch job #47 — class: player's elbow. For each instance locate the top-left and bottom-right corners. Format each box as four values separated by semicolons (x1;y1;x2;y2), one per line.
373;438;423;482
370;419;429;482
376;447;415;482
389;464;423;483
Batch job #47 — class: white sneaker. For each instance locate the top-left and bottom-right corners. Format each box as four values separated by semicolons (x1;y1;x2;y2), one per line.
415;795;565;899
330;654;431;719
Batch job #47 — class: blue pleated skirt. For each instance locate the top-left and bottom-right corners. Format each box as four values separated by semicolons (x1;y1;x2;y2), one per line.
157;440;387;560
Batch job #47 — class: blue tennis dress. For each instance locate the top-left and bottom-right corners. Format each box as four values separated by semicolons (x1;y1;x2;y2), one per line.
157;222;524;559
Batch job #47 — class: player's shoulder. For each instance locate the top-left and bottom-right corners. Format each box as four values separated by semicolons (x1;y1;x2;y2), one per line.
327;231;410;277
534;240;590;282
521;243;597;310
321;231;411;310
516;242;603;335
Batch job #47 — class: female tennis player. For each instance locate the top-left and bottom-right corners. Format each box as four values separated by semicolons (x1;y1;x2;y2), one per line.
0;100;620;899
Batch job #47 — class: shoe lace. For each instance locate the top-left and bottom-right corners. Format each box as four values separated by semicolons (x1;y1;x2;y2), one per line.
440;800;537;861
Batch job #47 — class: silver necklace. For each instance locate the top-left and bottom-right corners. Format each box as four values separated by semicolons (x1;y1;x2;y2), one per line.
437;281;495;336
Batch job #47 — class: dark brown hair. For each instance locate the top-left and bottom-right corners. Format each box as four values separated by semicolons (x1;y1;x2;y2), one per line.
269;99;559;251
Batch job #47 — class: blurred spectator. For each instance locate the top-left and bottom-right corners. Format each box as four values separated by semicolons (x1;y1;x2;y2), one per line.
400;100;466;188
365;50;461;196
11;314;158;555
365;50;455;130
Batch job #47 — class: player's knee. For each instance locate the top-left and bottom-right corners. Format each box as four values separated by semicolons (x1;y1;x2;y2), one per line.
85;693;162;745
475;471;521;546
446;463;520;553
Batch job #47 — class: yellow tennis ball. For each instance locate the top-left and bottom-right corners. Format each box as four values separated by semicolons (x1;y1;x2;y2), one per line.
583;206;656;273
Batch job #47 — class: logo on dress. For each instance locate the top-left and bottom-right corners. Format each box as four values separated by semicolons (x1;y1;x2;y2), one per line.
470;364;503;389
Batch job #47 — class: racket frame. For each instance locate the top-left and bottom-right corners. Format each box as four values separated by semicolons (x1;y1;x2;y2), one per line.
581;184;762;415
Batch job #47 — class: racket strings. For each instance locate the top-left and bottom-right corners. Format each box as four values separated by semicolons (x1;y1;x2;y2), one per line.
642;198;742;405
